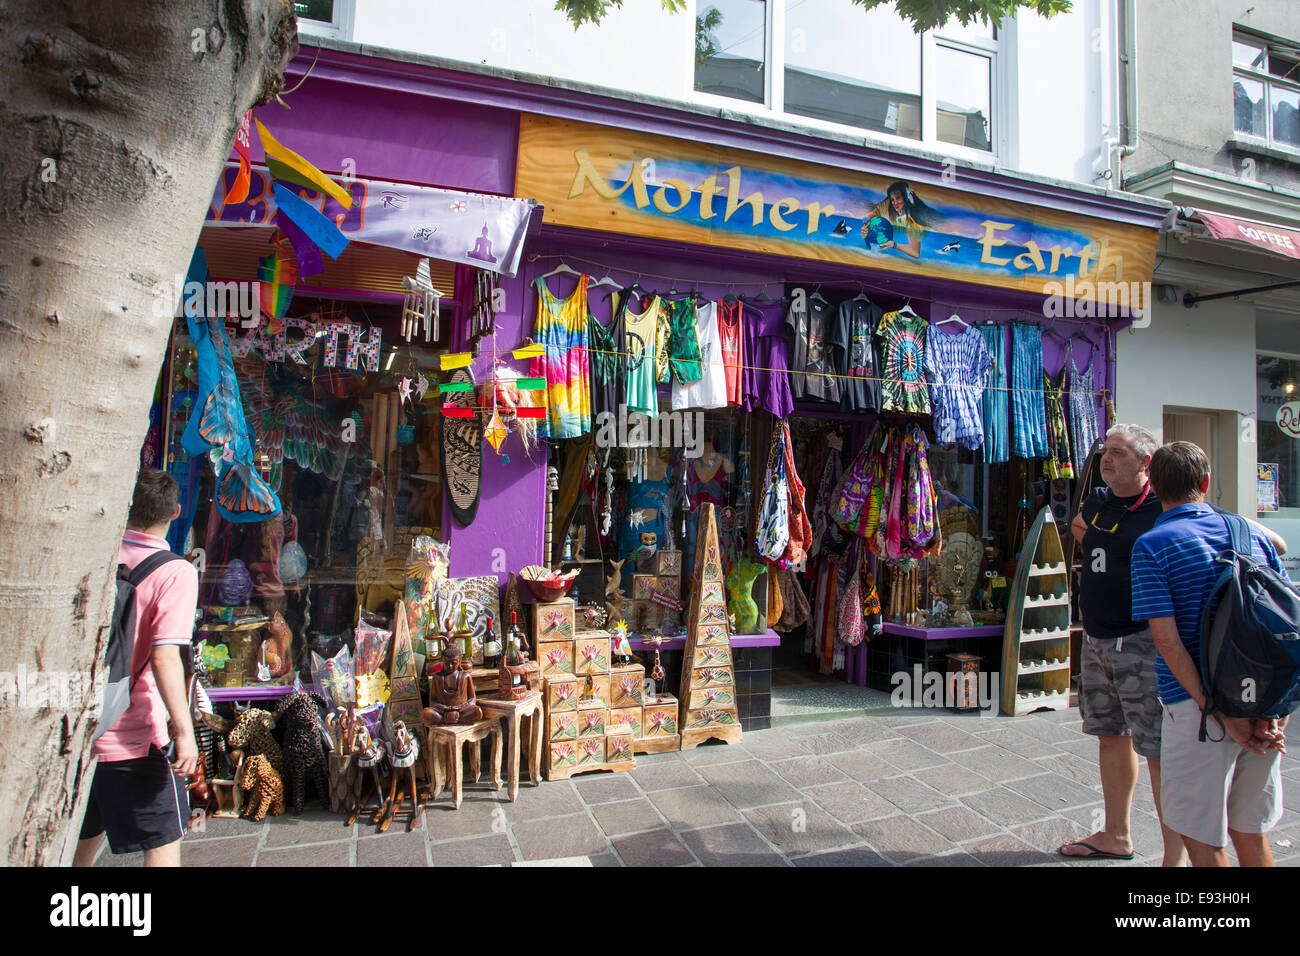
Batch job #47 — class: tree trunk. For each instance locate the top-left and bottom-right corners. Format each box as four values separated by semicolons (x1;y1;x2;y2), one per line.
0;0;296;866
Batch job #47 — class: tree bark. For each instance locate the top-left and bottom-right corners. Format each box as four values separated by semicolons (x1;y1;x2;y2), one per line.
0;0;296;866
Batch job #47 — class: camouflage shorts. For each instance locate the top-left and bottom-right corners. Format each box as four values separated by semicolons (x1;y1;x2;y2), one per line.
1078;628;1163;759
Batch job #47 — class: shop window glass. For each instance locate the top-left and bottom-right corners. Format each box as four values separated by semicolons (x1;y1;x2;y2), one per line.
783;0;922;140
165;301;444;677
934;44;992;151
1233;30;1300;148
1258;354;1300;515
695;0;768;105
294;0;334;22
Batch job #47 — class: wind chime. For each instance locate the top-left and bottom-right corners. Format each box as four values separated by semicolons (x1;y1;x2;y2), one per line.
401;257;443;343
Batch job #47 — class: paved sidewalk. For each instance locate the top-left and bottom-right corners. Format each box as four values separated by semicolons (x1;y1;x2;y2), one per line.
93;709;1300;867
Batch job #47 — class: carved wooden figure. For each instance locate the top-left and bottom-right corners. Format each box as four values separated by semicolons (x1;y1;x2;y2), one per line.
378;720;423;832
421;642;483;725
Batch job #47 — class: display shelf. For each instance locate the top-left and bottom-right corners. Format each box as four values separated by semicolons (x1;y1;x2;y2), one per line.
880;623;1004;641
1016;659;1071;675
1001;507;1072;717
1018;626;1073;644
628;629;780;652
206;683;320;702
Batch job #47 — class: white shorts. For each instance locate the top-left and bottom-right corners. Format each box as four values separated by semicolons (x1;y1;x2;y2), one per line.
1159;699;1284;848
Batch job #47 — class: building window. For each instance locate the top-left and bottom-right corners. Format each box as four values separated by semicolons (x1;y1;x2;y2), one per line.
693;0;998;155
1233;31;1300;149
1257;353;1300;515
783;2;921;140
295;0;354;40
695;0;768;105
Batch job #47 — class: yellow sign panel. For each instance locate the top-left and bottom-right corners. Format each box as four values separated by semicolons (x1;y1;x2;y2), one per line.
517;115;1158;304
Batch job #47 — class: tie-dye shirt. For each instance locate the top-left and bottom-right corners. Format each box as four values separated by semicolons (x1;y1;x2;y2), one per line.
532;275;592;439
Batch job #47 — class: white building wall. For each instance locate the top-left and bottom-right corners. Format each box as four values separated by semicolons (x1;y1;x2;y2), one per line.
353;0;687;98
1116;299;1258;517
1013;4;1104;185
341;0;1106;187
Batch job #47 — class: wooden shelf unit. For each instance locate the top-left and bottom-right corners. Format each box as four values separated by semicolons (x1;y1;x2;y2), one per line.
1001;507;1072;716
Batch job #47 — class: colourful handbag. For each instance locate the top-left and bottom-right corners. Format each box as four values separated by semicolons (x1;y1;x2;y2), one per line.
755;430;790;563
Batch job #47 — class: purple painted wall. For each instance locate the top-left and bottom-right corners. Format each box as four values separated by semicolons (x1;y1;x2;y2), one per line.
249;78;518;194
442;265;546;585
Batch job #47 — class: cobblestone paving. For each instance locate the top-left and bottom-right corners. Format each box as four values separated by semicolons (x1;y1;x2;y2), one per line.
93;711;1300;867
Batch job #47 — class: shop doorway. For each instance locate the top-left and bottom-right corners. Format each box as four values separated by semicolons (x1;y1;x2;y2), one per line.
1162;407;1220;505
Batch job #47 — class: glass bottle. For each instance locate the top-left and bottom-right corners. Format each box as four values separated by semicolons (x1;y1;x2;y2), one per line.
483;613;500;669
454;603;474;664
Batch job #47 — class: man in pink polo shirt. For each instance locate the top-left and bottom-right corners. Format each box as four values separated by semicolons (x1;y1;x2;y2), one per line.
74;469;199;866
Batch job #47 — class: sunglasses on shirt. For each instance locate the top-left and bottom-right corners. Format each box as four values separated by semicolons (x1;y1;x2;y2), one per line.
1086;482;1153;534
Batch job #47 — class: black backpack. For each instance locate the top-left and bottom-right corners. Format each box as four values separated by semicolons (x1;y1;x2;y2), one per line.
96;550;186;741
1198;513;1300;740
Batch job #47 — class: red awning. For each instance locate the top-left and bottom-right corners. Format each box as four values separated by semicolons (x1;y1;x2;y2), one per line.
1196;210;1300;260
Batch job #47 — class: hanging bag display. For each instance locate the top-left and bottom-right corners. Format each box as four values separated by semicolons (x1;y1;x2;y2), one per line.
781;421;812;568
755;428;790;563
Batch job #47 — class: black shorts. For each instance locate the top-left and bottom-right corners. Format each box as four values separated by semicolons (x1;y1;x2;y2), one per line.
79;745;188;855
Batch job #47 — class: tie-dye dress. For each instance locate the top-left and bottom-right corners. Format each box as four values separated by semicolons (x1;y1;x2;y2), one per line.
531;275;592;439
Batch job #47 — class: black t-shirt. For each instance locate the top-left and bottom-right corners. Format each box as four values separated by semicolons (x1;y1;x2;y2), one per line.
831;296;882;414
785;296;840;402
1078;485;1163;639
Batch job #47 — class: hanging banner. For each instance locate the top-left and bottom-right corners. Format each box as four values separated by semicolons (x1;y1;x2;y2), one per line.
516;114;1160;305
207;163;538;278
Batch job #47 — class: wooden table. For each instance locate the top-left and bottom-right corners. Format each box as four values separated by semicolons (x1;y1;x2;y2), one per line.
480;691;544;802
424;718;503;810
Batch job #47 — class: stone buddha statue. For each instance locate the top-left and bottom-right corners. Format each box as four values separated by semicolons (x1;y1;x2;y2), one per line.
421;643;483;725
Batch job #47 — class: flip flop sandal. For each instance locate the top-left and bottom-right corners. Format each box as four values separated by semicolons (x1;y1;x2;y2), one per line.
1058;840;1135;860
441;366;482;527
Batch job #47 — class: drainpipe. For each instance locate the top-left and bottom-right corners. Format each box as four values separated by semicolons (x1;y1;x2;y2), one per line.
1117;0;1138;165
1094;0;1138;189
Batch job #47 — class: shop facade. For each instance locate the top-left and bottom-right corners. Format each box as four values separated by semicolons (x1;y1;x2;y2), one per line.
155;40;1168;816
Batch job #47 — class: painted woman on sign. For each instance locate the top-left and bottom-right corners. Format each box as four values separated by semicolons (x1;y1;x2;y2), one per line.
860;181;937;260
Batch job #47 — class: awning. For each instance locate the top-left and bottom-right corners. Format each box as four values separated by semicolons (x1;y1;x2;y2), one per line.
1194;210;1300;260
206;163;538;278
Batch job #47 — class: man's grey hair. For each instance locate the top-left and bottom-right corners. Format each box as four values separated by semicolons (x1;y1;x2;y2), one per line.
1105;423;1159;460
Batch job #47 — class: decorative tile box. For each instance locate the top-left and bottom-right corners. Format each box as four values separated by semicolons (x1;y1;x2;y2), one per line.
689;666;734;692
537;641;574;679
547;711;578;742
608;706;642;738
654;575;681;599
697;623;730;646
574;736;606;768
632;574;658;601
696;644;732;670
576;673;610;709
531;598;576;644
549;741;578;772
545;676;579;712
609;664;645;709
654;550;682;576
572;635;611;676
641;694;679;738
577;708;606;739
606;731;635;767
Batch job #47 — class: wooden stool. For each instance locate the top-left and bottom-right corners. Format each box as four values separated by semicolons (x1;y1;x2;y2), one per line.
480;690;545;802
425;718;503;810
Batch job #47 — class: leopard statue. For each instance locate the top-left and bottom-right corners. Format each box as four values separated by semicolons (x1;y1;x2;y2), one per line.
226;708;283;776
238;753;285;822
273;691;330;814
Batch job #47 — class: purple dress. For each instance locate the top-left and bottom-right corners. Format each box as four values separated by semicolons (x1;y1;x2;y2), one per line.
741;301;794;419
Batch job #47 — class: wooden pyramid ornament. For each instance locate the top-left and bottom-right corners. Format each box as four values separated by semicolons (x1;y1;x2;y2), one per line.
387;600;424;731
678;503;743;750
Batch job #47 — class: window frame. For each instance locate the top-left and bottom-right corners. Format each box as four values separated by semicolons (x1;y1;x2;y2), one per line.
295;0;355;41
1255;348;1300;519
1232;27;1300;151
688;0;1008;162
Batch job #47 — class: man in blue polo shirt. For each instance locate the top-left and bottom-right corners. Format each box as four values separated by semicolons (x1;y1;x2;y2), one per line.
1130;442;1289;867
